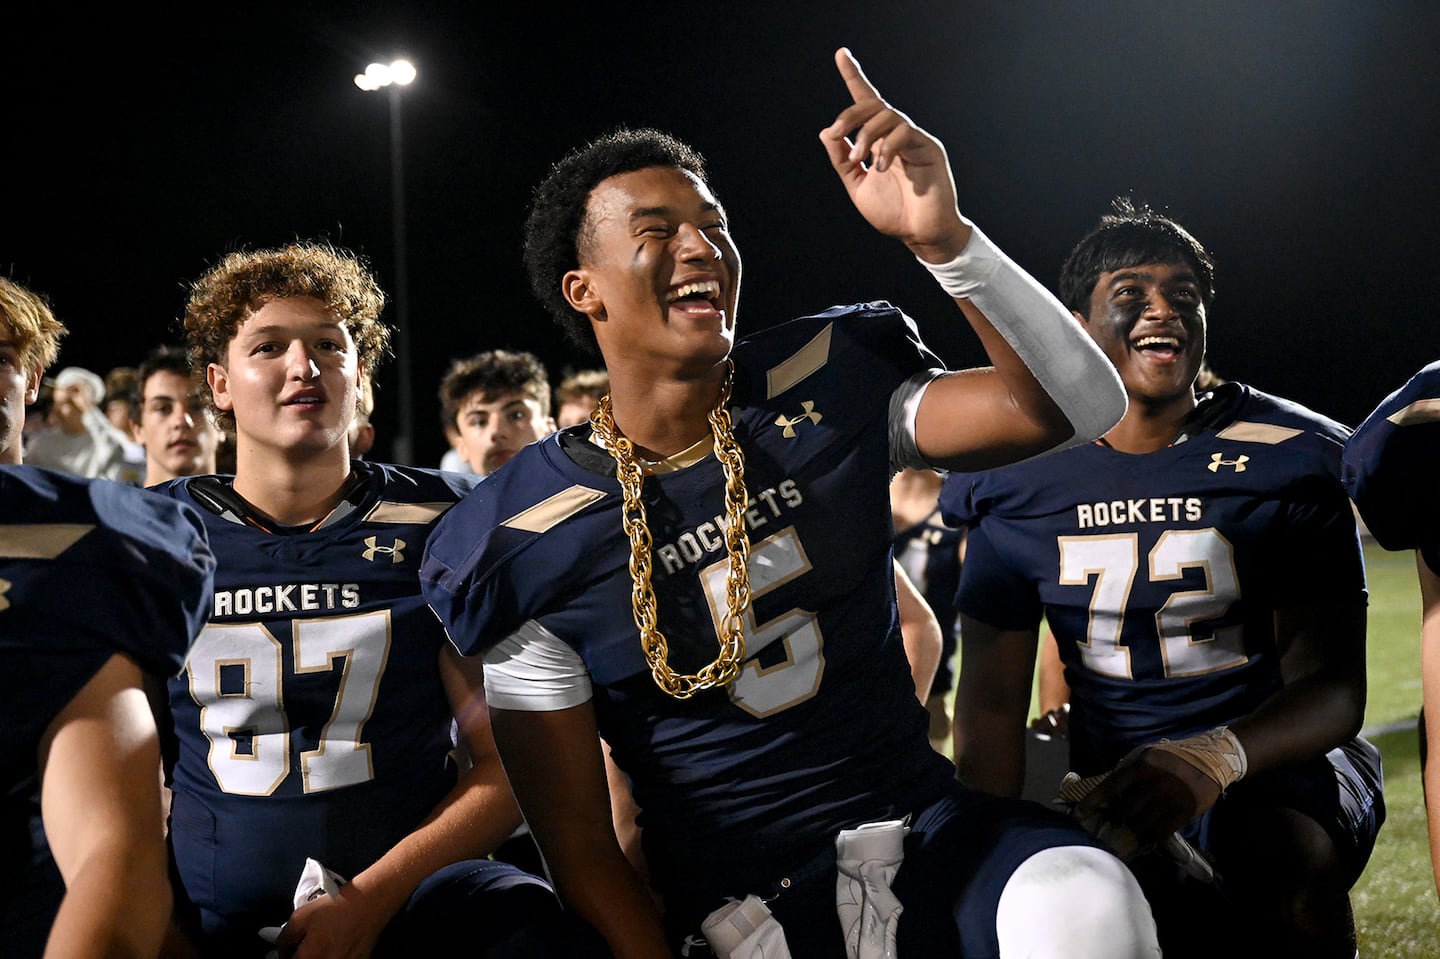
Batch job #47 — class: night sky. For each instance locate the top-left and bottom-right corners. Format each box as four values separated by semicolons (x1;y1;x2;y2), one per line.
9;1;1440;465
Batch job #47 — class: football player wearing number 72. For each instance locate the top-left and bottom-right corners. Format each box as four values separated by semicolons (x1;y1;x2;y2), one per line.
943;198;1385;959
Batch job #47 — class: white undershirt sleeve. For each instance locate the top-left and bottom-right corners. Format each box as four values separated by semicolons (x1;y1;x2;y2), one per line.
889;370;945;472
481;619;593;710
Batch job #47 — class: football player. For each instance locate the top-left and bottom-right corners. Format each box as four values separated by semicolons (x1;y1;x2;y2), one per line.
2;467;214;959
153;241;599;957
422;48;1161;959
129;344;220;486
943;198;1385;959
1342;358;1440;903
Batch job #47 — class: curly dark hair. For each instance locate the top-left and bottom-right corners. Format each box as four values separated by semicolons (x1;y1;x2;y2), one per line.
183;241;391;432
521;127;710;357
1057;197;1216;317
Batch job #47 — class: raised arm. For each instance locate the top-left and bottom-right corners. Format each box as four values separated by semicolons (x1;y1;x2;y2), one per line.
819;47;1125;471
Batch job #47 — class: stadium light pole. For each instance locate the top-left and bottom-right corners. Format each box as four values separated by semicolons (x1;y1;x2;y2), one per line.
354;58;417;464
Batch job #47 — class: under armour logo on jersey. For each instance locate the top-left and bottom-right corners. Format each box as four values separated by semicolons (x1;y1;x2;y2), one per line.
0;578;10;612
775;401;822;438
1208;453;1250;473
362;536;406;563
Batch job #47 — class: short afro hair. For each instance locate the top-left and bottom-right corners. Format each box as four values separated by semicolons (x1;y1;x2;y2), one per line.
522;127;710;357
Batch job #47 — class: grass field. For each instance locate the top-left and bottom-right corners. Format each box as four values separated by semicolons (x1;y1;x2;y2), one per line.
1350;542;1439;957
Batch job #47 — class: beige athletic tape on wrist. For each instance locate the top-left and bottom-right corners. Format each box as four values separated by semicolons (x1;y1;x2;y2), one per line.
1145;725;1248;792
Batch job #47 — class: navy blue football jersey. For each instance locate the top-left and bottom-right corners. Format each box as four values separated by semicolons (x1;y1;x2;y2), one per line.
941;384;1366;773
1;466;214;795
154;460;481;936
423;304;958;897
2;465;213;949
1342;359;1440;551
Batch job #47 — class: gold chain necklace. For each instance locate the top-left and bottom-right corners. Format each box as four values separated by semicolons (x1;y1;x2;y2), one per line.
590;360;751;699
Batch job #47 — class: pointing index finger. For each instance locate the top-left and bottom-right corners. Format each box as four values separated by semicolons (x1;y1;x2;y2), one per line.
835;46;881;105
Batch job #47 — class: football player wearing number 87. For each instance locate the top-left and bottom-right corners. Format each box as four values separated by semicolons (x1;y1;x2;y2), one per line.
942;198;1385;959
421;48;1161;959
152;241;605;958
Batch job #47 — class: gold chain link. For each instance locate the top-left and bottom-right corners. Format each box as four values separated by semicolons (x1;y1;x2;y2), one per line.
590;360;751;699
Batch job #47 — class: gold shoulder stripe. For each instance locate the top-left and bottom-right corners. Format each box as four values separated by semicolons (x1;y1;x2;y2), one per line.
1214;421;1303;445
504;486;607;533
0;524;94;559
1387;397;1440;427
364;501;454;525
766;323;833;398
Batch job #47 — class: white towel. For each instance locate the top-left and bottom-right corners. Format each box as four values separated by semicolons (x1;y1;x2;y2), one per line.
258;858;349;956
835;819;908;959
700;894;792;958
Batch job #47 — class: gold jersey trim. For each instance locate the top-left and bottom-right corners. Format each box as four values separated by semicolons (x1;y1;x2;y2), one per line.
766;322;833;398
1387;397;1440;427
0;524;94;559
363;501;455;525
503;486;607;533
1214;421;1303;445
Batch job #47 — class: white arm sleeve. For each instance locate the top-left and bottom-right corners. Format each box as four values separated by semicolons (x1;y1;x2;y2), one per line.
481;619;593;710
921;226;1127;452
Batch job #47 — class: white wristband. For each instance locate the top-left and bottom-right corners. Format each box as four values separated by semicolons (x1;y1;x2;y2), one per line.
916;235;998;299
916;227;1127;453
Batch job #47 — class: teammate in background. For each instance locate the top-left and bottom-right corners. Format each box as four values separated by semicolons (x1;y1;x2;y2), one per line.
437;349;556;477
890;466;965;752
942;198;1384;958
1341;358;1440;902
553;368;609;429
422;49;1160;958
154;241;596;958
130;344;220;486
